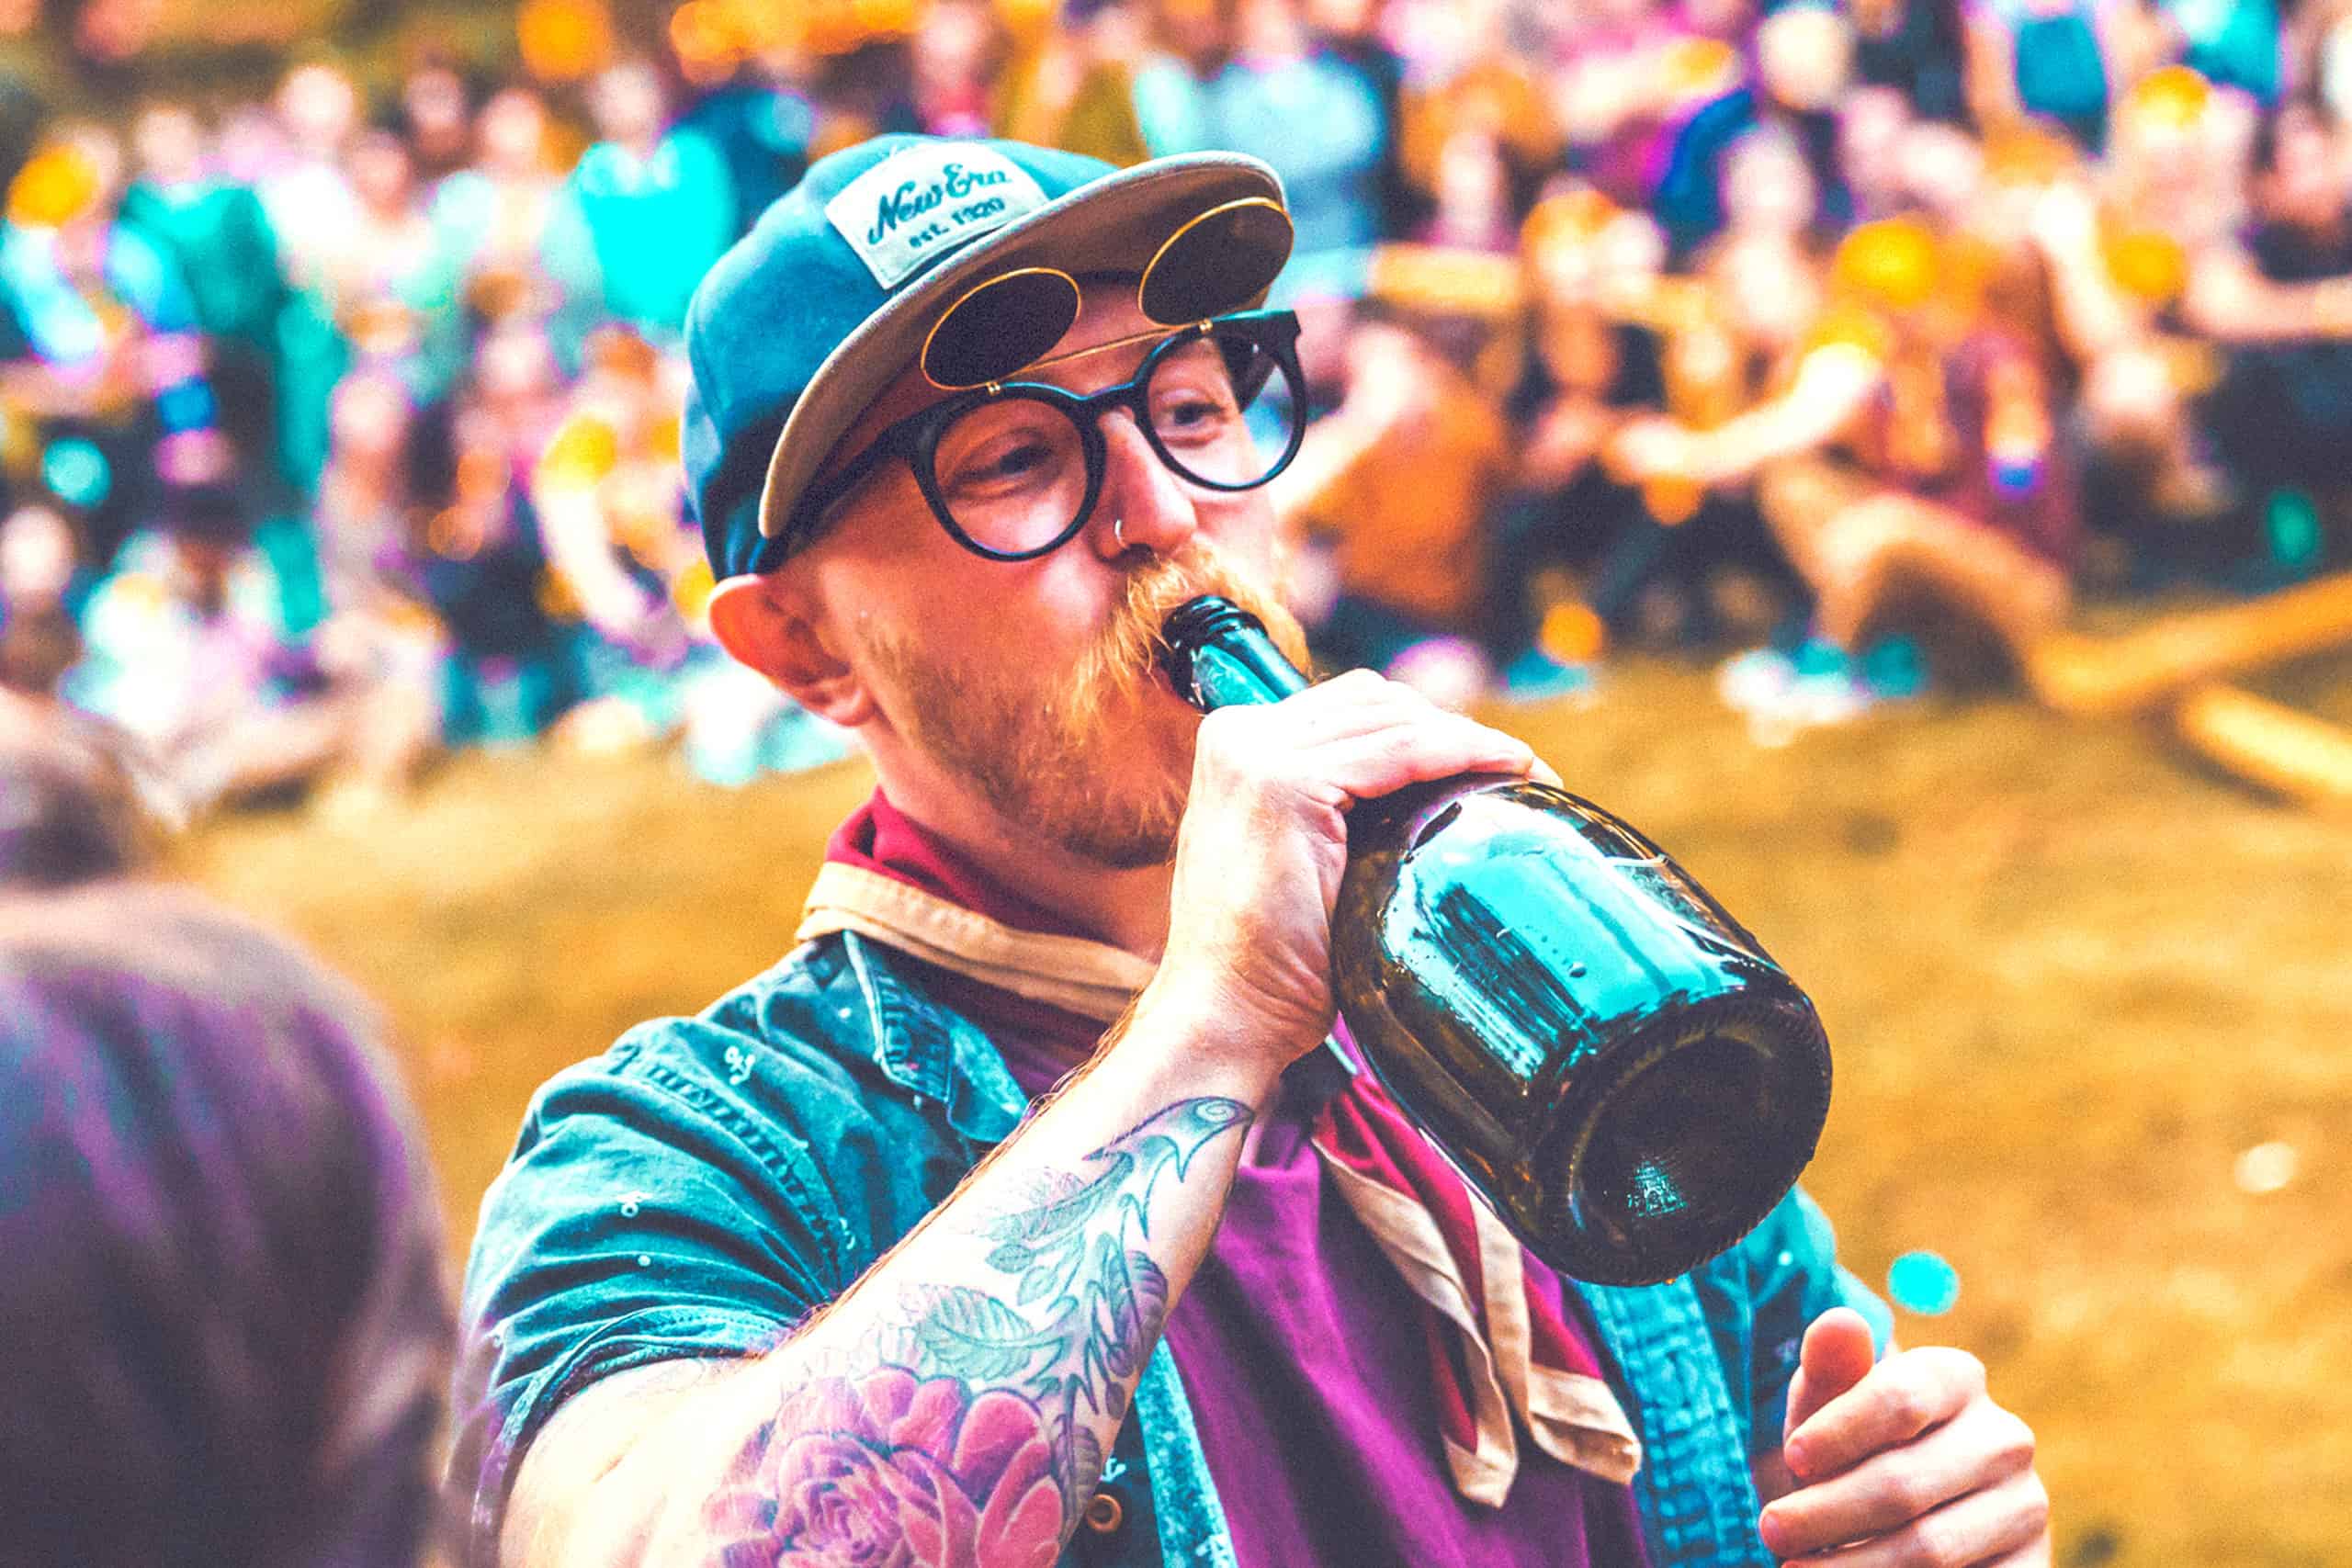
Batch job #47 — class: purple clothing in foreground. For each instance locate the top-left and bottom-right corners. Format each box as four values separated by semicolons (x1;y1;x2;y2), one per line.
989;1012;1653;1567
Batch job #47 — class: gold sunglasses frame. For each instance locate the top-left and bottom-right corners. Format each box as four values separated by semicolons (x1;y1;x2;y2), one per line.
917;196;1295;391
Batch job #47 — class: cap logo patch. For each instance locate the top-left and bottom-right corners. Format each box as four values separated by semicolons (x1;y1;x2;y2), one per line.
824;144;1050;290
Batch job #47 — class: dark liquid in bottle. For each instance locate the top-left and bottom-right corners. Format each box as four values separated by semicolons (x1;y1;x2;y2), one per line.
1162;597;1832;1285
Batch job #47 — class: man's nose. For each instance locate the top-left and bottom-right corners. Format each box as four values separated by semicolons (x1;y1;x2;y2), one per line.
1087;409;1198;561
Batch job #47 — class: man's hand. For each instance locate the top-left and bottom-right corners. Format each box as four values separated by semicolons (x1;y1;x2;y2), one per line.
1758;1308;2051;1567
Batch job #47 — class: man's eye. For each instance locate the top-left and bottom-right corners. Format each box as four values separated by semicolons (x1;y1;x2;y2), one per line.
1156;392;1236;436
948;438;1055;491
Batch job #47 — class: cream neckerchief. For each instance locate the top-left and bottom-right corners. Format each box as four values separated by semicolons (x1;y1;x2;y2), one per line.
797;862;1152;1023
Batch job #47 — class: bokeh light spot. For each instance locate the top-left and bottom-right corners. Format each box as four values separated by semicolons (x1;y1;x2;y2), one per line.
1889;1250;1961;1315
42;438;111;509
2233;1142;2298;1195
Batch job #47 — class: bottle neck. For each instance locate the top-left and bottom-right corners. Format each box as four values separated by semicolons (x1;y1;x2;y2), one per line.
1159;596;1311;712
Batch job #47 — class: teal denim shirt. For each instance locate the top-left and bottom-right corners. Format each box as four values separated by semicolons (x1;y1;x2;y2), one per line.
454;931;1889;1567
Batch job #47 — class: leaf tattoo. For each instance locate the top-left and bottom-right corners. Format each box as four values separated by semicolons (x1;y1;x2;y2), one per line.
899;1286;1057;1382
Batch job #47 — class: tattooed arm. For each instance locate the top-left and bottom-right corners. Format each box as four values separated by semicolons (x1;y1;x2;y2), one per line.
498;671;1547;1568
498;993;1272;1568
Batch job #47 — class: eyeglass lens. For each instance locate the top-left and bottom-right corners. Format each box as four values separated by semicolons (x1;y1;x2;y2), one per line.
925;327;1298;556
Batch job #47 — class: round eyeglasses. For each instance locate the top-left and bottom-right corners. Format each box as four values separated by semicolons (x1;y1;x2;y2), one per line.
763;310;1307;568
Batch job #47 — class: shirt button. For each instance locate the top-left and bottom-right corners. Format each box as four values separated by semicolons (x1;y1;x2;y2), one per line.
1082;1489;1125;1536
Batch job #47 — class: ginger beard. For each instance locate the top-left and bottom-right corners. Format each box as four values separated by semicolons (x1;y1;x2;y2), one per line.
860;539;1312;869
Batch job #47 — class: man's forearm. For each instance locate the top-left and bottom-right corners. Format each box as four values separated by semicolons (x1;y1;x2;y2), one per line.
512;997;1276;1567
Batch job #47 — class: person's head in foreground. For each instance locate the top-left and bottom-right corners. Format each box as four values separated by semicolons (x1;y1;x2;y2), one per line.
0;883;449;1568
0;693;156;888
691;133;1314;874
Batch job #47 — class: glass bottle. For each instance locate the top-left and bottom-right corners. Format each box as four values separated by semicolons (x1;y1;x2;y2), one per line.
1161;596;1833;1286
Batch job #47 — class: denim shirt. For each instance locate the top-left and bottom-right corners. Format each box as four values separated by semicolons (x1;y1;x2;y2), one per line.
454;931;1888;1567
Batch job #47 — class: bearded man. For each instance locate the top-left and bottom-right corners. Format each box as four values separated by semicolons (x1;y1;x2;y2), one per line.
452;137;2052;1568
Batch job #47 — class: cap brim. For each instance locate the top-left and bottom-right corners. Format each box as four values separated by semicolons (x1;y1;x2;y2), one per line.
753;152;1286;555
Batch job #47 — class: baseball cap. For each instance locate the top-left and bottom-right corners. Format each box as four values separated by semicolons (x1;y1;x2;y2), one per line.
681;135;1292;581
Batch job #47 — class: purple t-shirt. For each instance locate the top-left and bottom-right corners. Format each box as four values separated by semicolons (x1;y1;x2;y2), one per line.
993;1021;1653;1566
830;792;1653;1565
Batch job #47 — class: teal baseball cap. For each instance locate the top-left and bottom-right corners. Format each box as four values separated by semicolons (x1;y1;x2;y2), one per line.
681;135;1293;581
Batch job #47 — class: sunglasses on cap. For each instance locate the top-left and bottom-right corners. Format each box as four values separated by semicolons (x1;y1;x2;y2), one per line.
763;197;1306;567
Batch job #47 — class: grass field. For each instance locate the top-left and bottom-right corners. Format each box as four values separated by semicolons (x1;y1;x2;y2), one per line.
185;653;2352;1568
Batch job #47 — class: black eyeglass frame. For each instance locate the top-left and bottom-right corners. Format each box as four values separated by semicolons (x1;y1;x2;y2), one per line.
760;309;1307;570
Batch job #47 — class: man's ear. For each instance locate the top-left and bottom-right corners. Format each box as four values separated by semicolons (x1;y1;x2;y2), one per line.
706;571;876;728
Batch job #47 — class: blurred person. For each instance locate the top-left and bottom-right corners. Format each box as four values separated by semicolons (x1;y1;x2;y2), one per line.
1418;123;1523;251
0;501;82;697
61;486;371;815
1718;123;1821;242
60;0;160;77
416;326;574;746
1378;0;1515;84
401;59;479;186
673;51;820;234
802;37;927;158
328;122;457;397
428;87;601;379
1395;22;1562;260
531;327;850;777
1840;82;1918;222
1653;1;1855;258
259;61;367;497
1678;0;1757;42
0;686;153;886
1962;0;2127;150
6;0;164;106
455;132;2052;1568
1134;0;1394;300
1612;217;2077;708
0;881;450;1566
118;99;289;489
1846;0;1969;119
212;98;289;188
1300;0;1418;236
0;121;226;568
532;325;695;747
994;0;1157;169
2290;0;2352;119
1551;0;1741;209
1572;203;1820;651
313;369;424;611
203;116;429;669
2147;0;2282;106
2182;96;2352;548
912;0;1012;136
570;60;737;342
309;368;446;804
2028;71;2262;547
259;61;362;288
1269;300;1517;697
1483;189;1681;680
1896;115;1994;227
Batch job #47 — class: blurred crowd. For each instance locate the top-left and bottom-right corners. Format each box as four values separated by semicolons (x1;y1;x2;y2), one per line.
1;6;2347;1559
3;0;2352;818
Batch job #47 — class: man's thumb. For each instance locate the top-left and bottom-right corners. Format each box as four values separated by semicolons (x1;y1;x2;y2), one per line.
1782;1306;1878;1448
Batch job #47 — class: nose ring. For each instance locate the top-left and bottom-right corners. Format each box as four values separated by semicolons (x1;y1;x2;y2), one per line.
1113;515;1129;552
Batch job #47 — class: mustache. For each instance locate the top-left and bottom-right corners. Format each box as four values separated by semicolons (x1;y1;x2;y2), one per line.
1072;540;1305;710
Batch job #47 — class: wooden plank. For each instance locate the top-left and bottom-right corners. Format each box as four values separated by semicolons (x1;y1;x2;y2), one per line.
2174;682;2352;807
2025;573;2352;716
